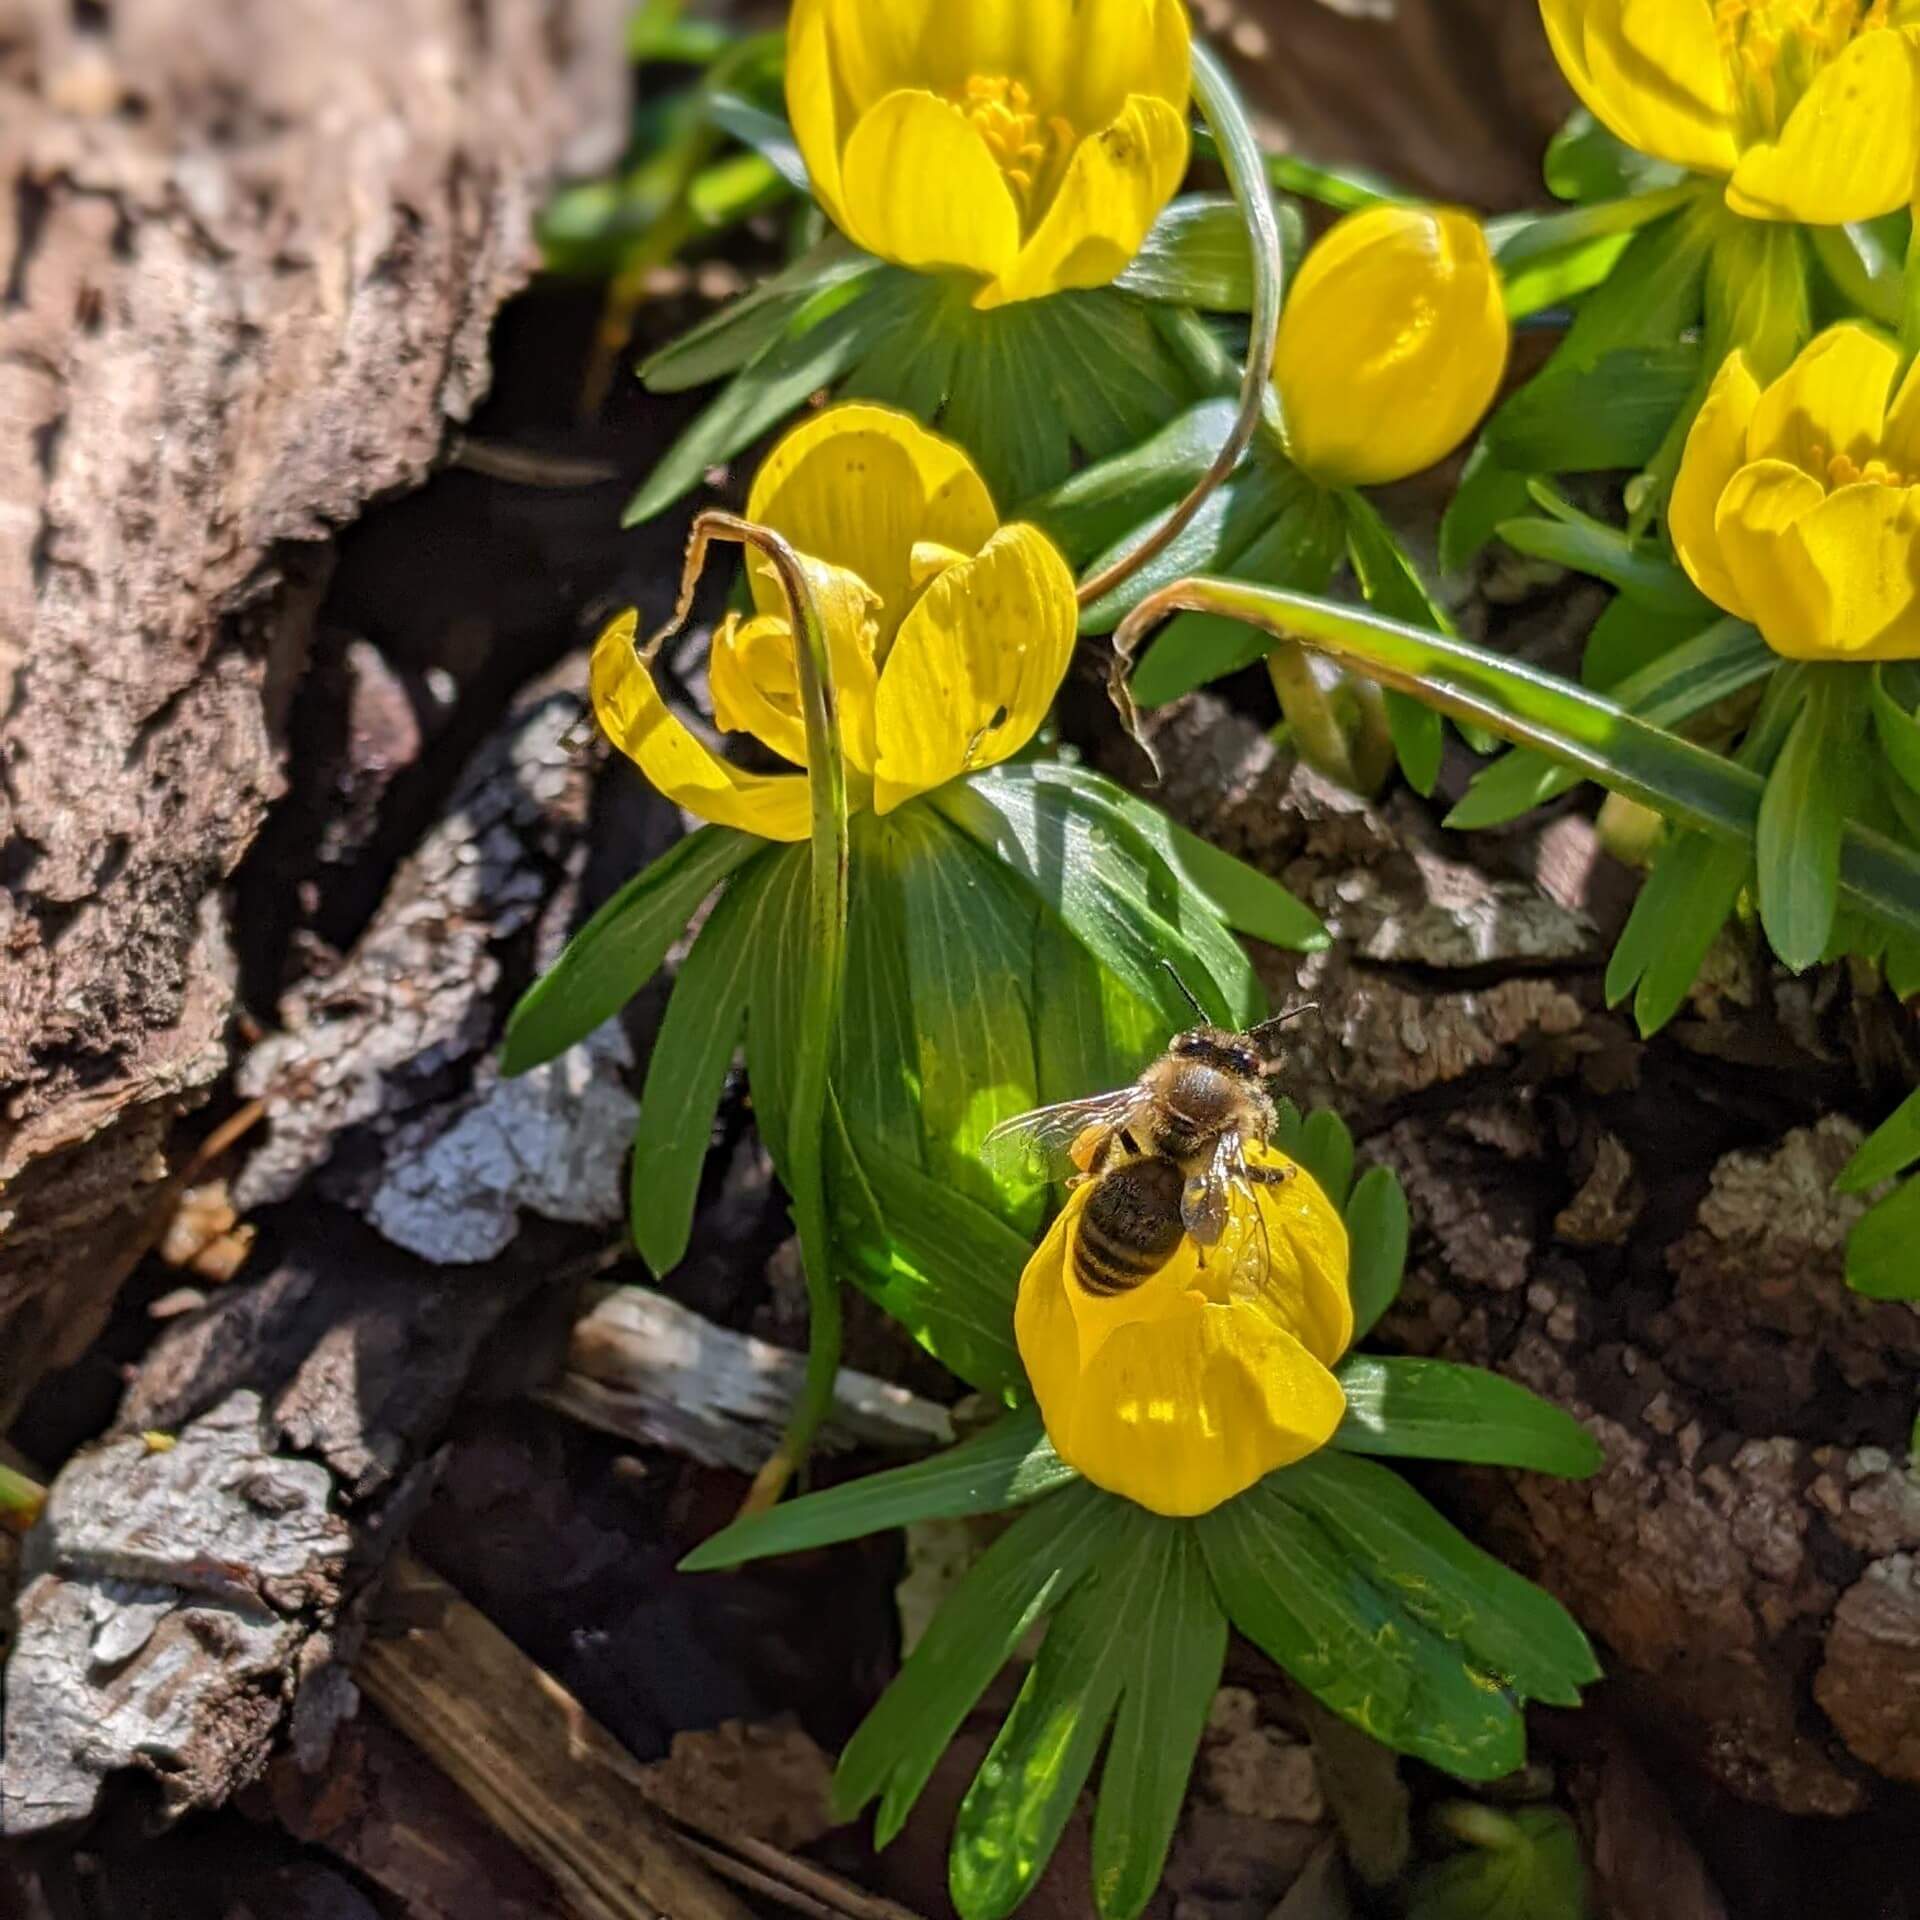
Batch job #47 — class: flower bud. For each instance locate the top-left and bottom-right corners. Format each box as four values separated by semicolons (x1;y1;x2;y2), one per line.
1273;204;1508;489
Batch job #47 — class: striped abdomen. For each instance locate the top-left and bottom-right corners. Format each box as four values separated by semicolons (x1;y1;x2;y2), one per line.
1074;1156;1186;1296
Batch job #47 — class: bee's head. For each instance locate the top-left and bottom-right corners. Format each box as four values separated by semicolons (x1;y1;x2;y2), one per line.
1171;1027;1262;1080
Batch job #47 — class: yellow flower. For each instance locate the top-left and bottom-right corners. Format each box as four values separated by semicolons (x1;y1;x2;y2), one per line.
1539;0;1920;224
592;405;1079;839
1015;1143;1353;1517
785;0;1191;310
1670;323;1920;660
1273;205;1509;489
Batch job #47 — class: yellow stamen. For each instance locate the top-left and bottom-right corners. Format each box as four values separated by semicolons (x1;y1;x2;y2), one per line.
1714;0;1894;139
955;73;1073;224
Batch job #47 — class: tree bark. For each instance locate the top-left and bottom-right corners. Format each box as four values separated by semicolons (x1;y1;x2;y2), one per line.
0;0;624;1422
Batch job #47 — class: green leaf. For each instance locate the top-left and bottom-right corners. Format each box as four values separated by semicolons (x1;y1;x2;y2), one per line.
1848;1176;1920;1299
1341;490;1451;794
953;1507;1193;1920
883;807;1043;1216
1022;398;1237;566
837;1482;1112;1842
1345;1166;1409;1341
1091;1527;1229;1920
703;91;807;191
1447;617;1772;830
1281;1453;1601;1709
1581;595;1719;691
680;1408;1075;1571
1491;183;1702;320
1837;1087;1920;1193
1115;193;1302;312
742;843;812;1173
1129;482;1347;703
1088;779;1329;953
1489;345;1700;473
628;853;774;1274
1494;513;1714;617
1409;1808;1588;1920
1808;219;1908;330
934;766;1258;1032
1295;1110;1355;1209
1603;827;1750;1034
834;1119;1030;1398
1129;580;1920;947
1543;111;1685;204
502;826;764;1076
1439;444;1535;576
1200;1483;1526;1780
641;234;871;392
1706;217;1812;384
1871;665;1920;796
1333;1356;1603;1477
1080;459;1290;634
1757;669;1862;971
625;269;919;523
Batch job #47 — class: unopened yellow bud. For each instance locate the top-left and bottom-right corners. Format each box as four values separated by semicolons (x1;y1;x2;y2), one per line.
1273;204;1509;489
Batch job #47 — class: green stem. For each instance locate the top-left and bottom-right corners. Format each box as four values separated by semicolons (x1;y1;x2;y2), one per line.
1265;639;1361;790
1074;42;1284;609
1902;214;1920;369
651;512;849;1515
1109;577;1920;940
0;1460;44;1534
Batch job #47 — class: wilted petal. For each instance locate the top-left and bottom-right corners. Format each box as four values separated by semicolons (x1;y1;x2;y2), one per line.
871;523;1077;811
1714;459;1830;659
838;89;1021;282
1747;323;1899;476
1727;29;1920;224
1670;352;1762;618
1791;482;1920;661
976;93;1188;310
592;613;811;841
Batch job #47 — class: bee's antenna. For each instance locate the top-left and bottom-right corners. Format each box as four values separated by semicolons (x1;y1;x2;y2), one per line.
1251;1001;1319;1041
1160;959;1209;1022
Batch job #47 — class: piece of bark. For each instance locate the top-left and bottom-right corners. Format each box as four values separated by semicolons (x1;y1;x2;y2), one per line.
0;0;625;1423
2;1391;350;1835
267;1711;577;1920
540;1284;955;1473
1581;1731;1730;1920
1099;692;1920;1817
232;655;638;1268
352;1554;757;1920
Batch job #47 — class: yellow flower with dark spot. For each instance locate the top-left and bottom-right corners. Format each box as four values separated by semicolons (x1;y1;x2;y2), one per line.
1540;0;1920;224
785;0;1192;310
1670;323;1920;660
1272;204;1509;490
1015;1142;1353;1517
592;404;1079;838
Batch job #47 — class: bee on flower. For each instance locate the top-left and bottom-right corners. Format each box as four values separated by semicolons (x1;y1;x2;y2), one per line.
1541;0;1920;224
784;0;1193;308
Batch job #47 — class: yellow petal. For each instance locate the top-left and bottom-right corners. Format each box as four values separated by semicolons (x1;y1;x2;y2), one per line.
1789;482;1920;661
591;613;811;841
1747;323;1899;476
823;0;1188;133
746;402;999;648
1669;352;1762;619
1273;204;1509;487
1727;29;1920;224
785;0;849;229
1714;458;1830;659
1014;1143;1354;1515
975;93;1188;310
837;89;1021;282
1880;336;1920;476
1540;0;1735;176
871;522;1077;812
710;612;808;767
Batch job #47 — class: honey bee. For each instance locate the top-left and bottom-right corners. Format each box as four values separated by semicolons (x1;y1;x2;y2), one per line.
987;968;1314;1297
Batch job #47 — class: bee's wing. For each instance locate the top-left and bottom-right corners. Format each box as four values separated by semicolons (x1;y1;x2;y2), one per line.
1223;1134;1277;1295
1182;1131;1239;1248
983;1087;1148;1177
